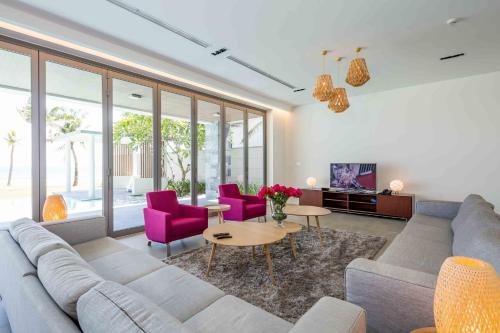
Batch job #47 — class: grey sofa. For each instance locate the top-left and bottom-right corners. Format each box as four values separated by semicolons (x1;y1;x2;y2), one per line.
0;217;366;333
345;194;500;333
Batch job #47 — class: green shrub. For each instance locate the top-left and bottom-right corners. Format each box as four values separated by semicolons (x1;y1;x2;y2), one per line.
235;182;262;195
165;179;206;197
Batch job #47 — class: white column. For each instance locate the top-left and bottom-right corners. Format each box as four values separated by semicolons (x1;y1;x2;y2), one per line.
65;142;71;193
88;136;96;199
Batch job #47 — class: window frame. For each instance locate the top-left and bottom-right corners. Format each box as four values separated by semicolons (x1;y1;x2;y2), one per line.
0;36;268;235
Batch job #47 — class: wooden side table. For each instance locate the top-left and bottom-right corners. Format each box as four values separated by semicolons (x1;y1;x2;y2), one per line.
266;221;302;258
283;205;331;244
204;204;231;224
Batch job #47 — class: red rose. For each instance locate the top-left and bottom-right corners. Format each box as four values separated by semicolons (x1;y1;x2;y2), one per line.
257;186;267;199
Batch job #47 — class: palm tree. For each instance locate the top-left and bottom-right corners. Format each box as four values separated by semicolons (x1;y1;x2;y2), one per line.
18;100;84;187
46;107;83;187
4;131;18;186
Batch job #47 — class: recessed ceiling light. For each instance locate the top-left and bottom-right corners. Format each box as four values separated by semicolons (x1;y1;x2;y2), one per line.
129;93;142;100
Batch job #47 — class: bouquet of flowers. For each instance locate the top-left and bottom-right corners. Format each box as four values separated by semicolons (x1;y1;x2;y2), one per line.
258;184;302;226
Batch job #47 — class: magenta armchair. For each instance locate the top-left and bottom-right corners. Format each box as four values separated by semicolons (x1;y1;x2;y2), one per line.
218;184;267;222
143;190;208;256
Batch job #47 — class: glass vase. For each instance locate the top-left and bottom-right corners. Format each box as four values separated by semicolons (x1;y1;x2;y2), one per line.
270;200;287;227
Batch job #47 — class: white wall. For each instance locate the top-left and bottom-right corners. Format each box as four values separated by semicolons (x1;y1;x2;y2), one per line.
268;109;291;185
286;71;500;208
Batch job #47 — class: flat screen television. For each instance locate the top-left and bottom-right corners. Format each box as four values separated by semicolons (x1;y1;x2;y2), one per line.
330;163;377;191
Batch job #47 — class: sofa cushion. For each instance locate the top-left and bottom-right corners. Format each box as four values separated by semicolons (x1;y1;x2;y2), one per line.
378;234;451;275
8;218;37;242
73;237;130;262
171;218;206;237
402;222;452;246
38;248;103;319
85;248;165;284
245;204;266;217
451;194;494;232
184;295;292;333
77;281;190;333
453;207;500;270
127;265;225;322
456;224;500;271
17;224;79;266
409;213;452;231
147;190;181;218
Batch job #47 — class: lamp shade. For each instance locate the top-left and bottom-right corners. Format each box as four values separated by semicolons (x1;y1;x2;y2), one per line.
306;177;317;188
328;87;349;113
43;194;68;222
346;57;370;87
389;179;404;193
312;74;335;102
434;256;500;333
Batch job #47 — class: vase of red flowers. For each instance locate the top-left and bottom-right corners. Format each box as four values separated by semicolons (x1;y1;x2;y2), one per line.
258;184;302;227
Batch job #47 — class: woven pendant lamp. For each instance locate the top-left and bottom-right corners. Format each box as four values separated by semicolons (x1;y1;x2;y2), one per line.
328;88;350;113
346;47;370;87
328;57;350;113
312;50;335;102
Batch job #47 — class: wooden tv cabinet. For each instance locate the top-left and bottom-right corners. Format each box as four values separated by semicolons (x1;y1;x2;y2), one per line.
299;188;414;221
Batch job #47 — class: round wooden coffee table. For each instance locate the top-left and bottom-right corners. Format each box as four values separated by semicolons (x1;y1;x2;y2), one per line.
203;222;286;286
204;204;231;224
283;205;331;244
265;221;302;258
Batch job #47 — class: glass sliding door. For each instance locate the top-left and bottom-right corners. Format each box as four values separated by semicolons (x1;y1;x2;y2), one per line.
196;98;222;205
247;111;265;194
224;105;245;192
110;75;154;233
43;55;105;219
160;88;193;204
0;44;35;223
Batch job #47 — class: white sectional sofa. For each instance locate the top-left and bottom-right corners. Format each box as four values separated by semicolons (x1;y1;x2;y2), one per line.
0;217;366;333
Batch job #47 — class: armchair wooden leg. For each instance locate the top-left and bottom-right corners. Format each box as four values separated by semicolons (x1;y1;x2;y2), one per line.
147;241;151;247
166;243;171;257
264;216;267;222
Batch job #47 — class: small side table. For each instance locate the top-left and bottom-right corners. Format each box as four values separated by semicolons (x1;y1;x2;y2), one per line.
204;204;231;224
410;327;437;333
266;220;303;258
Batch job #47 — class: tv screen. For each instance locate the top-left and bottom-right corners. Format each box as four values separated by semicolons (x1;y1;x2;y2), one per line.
330;163;377;191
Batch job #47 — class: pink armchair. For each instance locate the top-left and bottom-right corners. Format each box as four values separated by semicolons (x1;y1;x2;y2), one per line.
143;190;208;256
218;184;267;222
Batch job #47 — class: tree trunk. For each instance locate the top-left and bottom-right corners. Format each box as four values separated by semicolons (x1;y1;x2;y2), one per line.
70;142;79;187
6;145;14;186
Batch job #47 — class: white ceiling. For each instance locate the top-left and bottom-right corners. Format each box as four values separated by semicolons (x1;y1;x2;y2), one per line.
4;0;500;107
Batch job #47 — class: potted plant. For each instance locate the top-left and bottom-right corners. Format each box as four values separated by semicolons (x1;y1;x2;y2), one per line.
258;184;302;227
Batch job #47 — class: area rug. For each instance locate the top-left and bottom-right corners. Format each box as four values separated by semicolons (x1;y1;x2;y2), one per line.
165;227;386;322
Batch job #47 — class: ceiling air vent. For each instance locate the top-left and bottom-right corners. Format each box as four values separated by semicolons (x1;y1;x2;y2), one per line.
211;48;228;56
227;55;297;90
106;0;210;48
440;53;465;61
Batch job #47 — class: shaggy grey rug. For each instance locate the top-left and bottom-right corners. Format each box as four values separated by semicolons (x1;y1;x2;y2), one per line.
165;227;386;322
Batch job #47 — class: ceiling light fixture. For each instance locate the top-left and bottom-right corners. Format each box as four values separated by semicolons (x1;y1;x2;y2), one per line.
312;50;335;102
346;47;370;87
328;57;350;113
129;93;143;100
